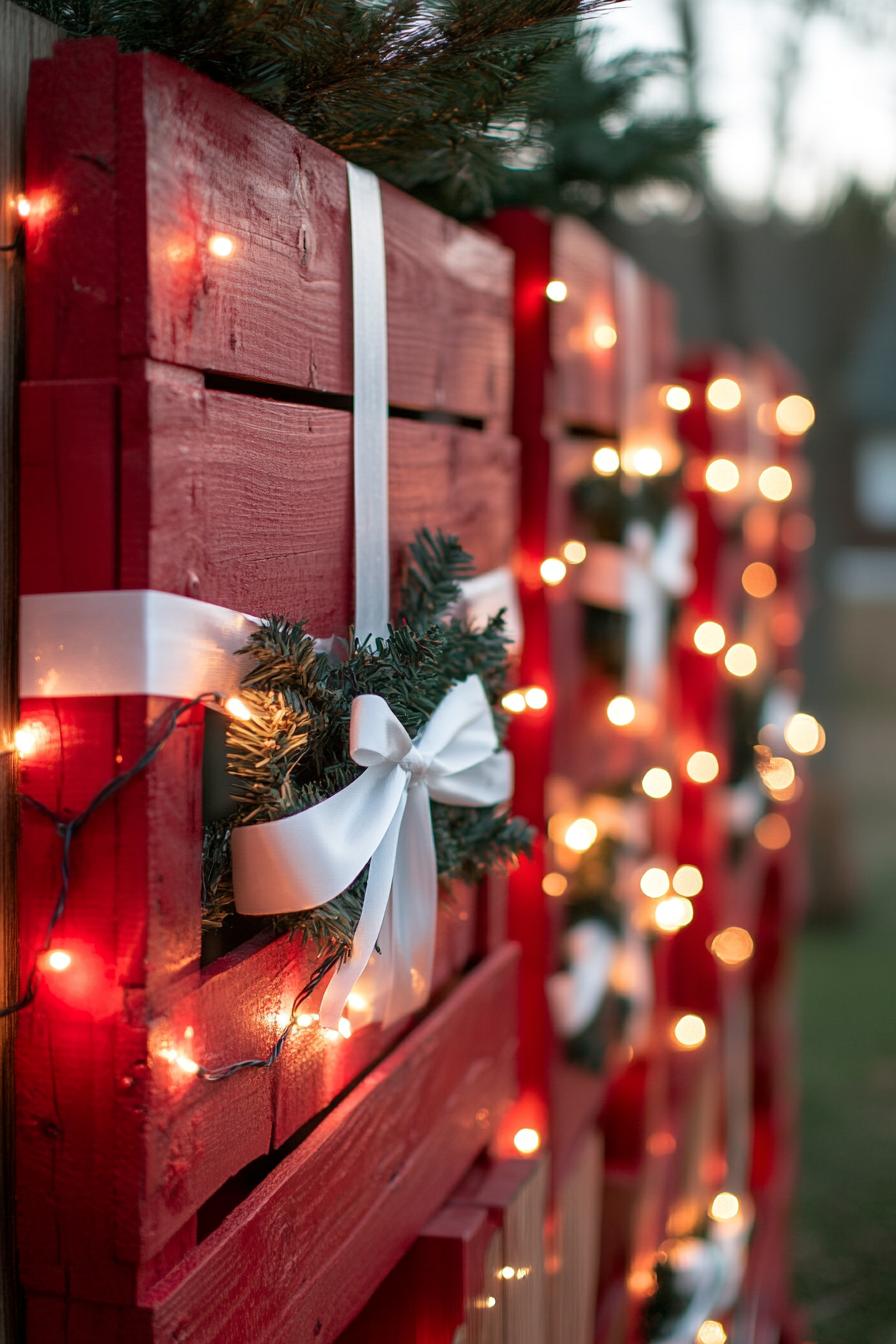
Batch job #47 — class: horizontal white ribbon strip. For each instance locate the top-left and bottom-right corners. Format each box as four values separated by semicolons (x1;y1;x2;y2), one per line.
19;590;258;703
232;674;511;1029
19;570;514;704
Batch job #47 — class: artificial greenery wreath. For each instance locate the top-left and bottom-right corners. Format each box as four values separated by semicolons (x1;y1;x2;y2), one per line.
202;529;533;983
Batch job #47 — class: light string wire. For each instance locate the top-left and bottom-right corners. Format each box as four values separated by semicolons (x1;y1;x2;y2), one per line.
4;691;339;1083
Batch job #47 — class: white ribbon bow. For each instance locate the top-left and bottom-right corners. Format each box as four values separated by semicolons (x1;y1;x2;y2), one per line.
231;675;512;1029
624;505;695;701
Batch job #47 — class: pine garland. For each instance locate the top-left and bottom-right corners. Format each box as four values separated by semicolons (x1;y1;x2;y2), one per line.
202;529;533;976
16;0;707;219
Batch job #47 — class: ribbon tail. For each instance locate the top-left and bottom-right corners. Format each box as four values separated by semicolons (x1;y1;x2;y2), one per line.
380;781;438;1029
318;788;407;1029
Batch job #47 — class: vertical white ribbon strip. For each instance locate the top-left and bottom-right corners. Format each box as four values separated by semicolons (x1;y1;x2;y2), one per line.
347;162;390;643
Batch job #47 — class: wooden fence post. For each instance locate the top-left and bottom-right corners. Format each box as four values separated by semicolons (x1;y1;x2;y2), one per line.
0;6;61;1339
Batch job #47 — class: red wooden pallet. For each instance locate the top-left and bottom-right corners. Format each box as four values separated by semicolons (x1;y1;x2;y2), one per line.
17;38;520;1340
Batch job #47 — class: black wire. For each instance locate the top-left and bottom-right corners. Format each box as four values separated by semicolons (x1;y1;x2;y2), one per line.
7;690;349;1086
2;694;218;1020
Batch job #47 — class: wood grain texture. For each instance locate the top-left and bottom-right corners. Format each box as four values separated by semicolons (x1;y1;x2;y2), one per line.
547;1131;601;1344
118;368;518;627
144;947;517;1344
117;50;512;427
550;217;620;434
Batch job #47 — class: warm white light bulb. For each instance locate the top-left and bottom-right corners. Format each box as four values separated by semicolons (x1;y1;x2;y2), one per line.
540;556;567;586
672;1013;706;1049
775;394;814;437
564;817;598;853
709;1191;740;1222
513;1126;541;1155
607;694;636;726
686;750;720;784
672;864;703;897
663;384;691;412
501;690;527;714
705;458;740;493
632;445;663;477
592;321;618;349
707;377;742;411
545;279;568;303
724;643;757;678
758;465;793;501
654;896;694;933
642;767;672;799
523;686;549;711
592;445;620;476
208;233;236;258
640;866;670;899
561;539;587;565
224;695;253;721
693;621;726;655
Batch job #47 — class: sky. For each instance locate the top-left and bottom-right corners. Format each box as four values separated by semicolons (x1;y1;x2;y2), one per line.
589;0;896;220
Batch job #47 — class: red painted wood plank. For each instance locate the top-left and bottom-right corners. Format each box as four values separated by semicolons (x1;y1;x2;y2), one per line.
119;371;518;627
550;217;620;434
143;947;517;1344
112;48;512;426
25;39;121;381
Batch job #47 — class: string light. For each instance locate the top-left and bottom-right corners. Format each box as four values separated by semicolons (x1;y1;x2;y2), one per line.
545;279;568;303
523;686;549;711
513;1126;541;1155
706;377;742;411
564;817;598;853
754;813;791;850
742;561;777;598
13;193;31;219
724;643;757;678
13;721;48;758
592;445;620;476
686;750;720;784
499;1266;516;1281
756;753;795;792
592;321;618;349
631;445;663;477
474;1295;497;1310
704;458;740;493
693;620;726;655
672;865;703;897
501;690;527;714
41;949;72;973
542;872;568;897
775;394;815;437
663;384;691;412
224;695;253;721
642;767;672;799
561;539;587;565
758;465;793;502
640;866;671;899
696;1321;728;1344
709;1192;740;1222
159;1042;201;1076
784;712;825;755
540;556;567;586
654;897;694;933
208;233;236;258
672;1013;706;1049
607;694;636;726
710;927;754;966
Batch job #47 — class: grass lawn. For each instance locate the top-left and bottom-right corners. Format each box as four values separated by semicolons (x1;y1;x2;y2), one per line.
794;665;896;1342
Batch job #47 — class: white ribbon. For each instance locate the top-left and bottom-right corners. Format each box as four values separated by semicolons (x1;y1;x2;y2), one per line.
547;920;620;1038
623;506;695;701
230;675;512;1029
347;162;390;643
